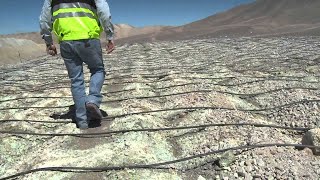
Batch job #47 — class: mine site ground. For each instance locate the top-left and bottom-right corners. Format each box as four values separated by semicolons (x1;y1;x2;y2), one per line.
0;37;320;179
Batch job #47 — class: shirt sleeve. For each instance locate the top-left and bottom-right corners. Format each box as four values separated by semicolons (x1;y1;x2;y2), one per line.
39;0;53;45
95;0;114;41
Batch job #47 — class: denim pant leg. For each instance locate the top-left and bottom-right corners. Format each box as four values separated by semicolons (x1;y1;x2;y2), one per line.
60;41;87;125
74;39;105;107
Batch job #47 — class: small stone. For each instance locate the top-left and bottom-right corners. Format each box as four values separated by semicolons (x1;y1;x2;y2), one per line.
257;159;265;167
244;160;251;166
275;165;283;171
268;176;274;180
218;151;235;167
252;159;257;165
198;175;206;180
270;149;277;155
253;175;262;179
245;165;253;172
238;172;246;177
240;161;245;166
245;173;253;180
234;173;239;178
311;160;320;166
222;167;231;171
204;147;211;153
302;128;320;155
276;175;283;180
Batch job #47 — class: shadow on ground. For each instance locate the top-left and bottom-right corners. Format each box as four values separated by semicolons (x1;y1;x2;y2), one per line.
50;105;108;128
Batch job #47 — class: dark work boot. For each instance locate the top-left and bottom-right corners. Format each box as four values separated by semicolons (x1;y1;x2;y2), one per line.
86;102;103;120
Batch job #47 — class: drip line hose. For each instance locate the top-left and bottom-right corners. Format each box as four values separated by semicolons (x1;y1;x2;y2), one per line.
1;99;319;112
0;144;318;180
0;123;310;137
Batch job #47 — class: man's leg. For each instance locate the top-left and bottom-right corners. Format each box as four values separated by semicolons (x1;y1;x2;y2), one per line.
75;39;105;119
60;41;88;129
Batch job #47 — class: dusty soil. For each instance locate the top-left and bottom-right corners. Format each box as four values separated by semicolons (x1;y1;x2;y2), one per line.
0;37;320;179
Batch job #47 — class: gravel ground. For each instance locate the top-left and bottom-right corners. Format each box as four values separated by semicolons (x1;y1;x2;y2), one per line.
0;37;320;179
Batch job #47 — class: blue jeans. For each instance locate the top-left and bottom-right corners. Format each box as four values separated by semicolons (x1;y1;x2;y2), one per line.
60;39;105;126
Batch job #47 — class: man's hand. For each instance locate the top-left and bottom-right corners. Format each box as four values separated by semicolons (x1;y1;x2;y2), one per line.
46;44;57;56
106;40;115;54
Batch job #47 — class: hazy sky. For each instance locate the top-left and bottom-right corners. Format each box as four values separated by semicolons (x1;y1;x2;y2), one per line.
0;0;253;35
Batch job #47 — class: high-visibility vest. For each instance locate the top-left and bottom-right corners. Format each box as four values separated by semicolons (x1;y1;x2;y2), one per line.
51;0;102;41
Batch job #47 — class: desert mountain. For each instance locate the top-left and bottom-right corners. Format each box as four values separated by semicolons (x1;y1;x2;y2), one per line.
117;0;320;43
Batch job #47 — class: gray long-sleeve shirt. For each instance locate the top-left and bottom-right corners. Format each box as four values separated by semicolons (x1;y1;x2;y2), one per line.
39;0;114;45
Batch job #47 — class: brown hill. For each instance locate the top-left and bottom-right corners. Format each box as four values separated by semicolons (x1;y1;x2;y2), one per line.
117;0;320;43
113;24;170;39
0;38;46;66
0;32;44;44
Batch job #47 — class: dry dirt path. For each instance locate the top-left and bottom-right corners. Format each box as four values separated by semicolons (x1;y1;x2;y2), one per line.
1;37;320;179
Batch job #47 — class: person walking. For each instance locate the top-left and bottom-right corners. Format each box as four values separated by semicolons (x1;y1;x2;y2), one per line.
39;0;115;129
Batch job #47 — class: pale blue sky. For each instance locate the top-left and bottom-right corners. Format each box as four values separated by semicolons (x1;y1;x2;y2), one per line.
0;0;254;34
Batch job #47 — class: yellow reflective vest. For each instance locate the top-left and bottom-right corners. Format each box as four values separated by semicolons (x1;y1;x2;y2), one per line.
51;0;102;41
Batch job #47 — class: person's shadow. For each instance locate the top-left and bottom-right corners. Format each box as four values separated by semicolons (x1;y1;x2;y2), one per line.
50;105;108;128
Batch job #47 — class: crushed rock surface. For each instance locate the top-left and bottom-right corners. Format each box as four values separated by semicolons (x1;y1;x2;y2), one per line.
1;37;320;179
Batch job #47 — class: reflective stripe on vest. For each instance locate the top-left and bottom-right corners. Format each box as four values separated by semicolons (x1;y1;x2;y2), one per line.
51;0;102;41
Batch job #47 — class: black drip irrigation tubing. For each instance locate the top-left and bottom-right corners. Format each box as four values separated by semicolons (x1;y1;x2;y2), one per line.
3;72;315;92
137;71;229;78
102;90;214;103
5;76;318;94
0;123;311;137
102;83;202;95
1;82;200;96
1;99;320;113
105;64;211;73
103;100;320;119
2;86;317;105
0;144;318;180
0;119;71;124
0;106;70;111
0;96;72;103
5;74;317;89
102;88;319;103
233;87;319;97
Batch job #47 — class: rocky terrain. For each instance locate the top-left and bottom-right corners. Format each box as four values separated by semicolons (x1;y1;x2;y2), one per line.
0;37;320;179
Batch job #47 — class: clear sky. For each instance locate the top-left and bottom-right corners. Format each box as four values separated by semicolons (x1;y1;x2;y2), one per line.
0;0;254;35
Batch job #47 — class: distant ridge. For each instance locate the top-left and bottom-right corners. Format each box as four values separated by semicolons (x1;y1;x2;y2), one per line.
2;0;320;45
0;24;173;44
116;0;320;43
